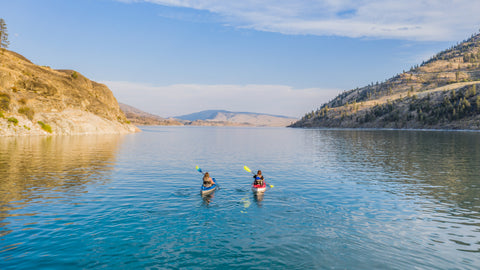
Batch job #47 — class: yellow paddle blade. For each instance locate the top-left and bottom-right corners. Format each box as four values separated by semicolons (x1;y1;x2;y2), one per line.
270;185;274;188
195;165;199;170
243;166;252;173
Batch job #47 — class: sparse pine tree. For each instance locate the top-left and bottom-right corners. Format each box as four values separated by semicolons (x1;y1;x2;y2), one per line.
0;18;9;50
463;97;471;108
476;96;480;112
467;85;475;97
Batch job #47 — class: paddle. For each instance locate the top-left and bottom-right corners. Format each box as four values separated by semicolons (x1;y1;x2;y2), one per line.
243;166;274;188
196;165;205;175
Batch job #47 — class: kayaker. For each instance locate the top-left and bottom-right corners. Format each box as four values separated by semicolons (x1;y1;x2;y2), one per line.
203;172;215;187
253;170;265;186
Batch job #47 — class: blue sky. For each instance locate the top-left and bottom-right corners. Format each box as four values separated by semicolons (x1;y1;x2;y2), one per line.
2;0;480;117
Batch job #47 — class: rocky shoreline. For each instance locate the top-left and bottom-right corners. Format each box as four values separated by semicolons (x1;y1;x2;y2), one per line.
0;109;139;136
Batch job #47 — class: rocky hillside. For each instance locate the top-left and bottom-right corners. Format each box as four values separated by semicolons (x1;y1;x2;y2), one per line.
291;33;480;130
176;110;297;127
0;49;138;135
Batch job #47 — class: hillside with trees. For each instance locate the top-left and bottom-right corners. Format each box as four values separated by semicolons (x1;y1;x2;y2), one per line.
291;32;480;130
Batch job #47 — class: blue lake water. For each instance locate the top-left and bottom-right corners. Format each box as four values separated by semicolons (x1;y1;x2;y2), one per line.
1;126;480;269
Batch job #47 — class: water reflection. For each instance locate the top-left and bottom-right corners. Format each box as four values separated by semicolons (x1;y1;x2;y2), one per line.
307;129;480;253
0;135;124;236
201;191;215;206
314;130;480;211
253;192;264;206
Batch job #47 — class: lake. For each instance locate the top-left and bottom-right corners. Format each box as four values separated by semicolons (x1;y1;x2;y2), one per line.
1;127;480;269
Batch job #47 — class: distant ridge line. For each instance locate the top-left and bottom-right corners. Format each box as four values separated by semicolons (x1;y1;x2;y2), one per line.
174;109;294;121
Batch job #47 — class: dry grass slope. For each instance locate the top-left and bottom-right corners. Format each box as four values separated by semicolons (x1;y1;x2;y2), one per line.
0;49;138;135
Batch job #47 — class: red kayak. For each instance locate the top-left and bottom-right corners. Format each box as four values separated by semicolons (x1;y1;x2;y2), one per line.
252;182;267;193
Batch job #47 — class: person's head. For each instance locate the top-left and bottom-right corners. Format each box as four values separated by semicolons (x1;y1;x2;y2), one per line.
257;170;262;175
204;172;209;177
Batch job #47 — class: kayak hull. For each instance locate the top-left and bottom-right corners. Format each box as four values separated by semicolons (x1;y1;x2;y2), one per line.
201;178;217;195
252;183;267;193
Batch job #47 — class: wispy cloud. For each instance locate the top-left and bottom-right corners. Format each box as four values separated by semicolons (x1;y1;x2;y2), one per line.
103;81;341;118
120;0;480;41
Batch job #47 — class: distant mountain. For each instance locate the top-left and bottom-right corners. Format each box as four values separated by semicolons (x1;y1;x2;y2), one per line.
175;110;297;127
175;110;231;121
291;32;480;130
118;106;297;127
119;103;182;126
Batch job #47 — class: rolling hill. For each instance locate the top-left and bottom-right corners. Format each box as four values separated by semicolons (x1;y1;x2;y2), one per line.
175;110;297;127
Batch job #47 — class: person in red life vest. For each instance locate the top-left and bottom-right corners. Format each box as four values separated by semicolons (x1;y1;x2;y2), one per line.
253;170;265;186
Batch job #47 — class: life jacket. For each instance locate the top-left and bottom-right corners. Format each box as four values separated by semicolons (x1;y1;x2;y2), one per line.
254;175;264;186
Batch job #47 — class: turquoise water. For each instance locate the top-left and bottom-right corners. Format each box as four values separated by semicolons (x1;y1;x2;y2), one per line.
1;127;480;269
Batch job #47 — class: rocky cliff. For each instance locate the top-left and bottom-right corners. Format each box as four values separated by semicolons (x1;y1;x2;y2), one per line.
0;49;139;135
291;33;480;130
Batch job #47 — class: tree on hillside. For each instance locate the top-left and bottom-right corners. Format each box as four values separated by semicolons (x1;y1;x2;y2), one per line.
0;18;10;50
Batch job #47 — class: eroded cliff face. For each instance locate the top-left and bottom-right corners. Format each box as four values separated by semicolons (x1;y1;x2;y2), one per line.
0;50;139;135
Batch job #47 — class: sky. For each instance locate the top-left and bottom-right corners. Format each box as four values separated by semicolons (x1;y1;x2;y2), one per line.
2;0;480;117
